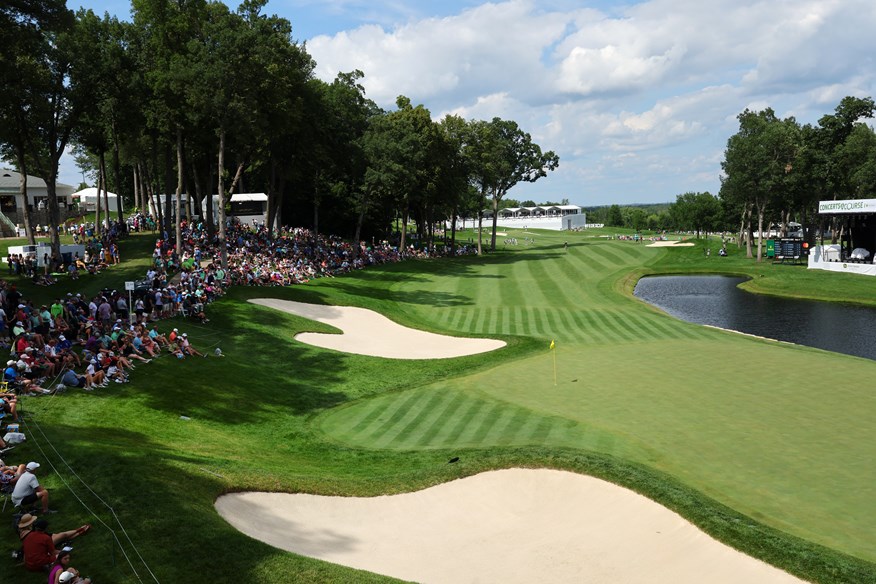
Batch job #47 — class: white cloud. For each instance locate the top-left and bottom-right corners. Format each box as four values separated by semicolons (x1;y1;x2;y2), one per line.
305;0;876;204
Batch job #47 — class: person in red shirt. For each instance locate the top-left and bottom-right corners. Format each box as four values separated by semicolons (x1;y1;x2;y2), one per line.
18;515;91;572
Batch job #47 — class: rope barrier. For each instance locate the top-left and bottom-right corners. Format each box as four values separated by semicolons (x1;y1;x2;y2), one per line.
21;414;148;582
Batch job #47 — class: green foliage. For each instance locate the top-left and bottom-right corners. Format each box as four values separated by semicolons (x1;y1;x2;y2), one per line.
4;232;876;583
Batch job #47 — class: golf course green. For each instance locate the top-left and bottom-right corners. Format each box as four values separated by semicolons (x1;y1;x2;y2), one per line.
5;228;876;583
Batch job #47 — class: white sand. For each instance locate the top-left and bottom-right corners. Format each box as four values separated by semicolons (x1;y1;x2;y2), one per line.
249;298;505;359
216;468;806;584
647;240;696;247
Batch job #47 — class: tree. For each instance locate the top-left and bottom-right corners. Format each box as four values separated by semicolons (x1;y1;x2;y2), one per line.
606;204;623;227
669;192;721;237
482;118;559;251
721;109;800;261
0;0;71;245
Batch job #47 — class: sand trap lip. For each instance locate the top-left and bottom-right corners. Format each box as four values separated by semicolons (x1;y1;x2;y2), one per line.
216;468;805;584
249;298;505;359
647;240;696;247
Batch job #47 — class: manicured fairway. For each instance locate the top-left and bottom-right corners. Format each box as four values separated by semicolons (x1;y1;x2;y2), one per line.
6;229;876;583
317;230;876;564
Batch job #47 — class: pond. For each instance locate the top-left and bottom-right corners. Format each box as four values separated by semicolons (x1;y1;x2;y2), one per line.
633;275;876;361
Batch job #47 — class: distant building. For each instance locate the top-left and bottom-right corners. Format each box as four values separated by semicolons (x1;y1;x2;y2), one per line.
0;169;77;234
489;204;582;218
149;193;269;226
71;187;121;212
0;169;76;212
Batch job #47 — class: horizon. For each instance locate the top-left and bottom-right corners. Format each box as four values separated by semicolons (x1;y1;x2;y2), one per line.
40;0;876;207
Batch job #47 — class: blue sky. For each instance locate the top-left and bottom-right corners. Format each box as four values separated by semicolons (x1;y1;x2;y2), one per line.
59;0;876;206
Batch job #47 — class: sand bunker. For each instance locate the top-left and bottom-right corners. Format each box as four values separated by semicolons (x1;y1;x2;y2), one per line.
216;468;805;584
249;298;505;359
647;240;696;247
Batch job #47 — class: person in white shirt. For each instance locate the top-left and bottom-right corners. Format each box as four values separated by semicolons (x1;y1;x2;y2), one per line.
11;462;55;513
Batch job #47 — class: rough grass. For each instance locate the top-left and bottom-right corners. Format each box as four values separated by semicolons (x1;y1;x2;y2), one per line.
3;227;876;583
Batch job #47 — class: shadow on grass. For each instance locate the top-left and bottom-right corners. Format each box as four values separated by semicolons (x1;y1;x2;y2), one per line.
15;421;401;584
134;302;354;424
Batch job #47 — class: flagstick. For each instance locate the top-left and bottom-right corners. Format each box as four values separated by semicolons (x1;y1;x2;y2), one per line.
552;346;557;386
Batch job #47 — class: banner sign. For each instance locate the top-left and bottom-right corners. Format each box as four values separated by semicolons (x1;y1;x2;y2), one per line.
818;199;876;214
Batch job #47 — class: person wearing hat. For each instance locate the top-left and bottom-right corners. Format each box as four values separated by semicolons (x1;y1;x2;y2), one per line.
178;332;205;358
11;461;54;514
84;358;108;389
18;514;91;573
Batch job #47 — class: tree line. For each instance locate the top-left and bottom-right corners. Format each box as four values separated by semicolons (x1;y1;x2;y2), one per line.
0;0;558;264
595;97;875;262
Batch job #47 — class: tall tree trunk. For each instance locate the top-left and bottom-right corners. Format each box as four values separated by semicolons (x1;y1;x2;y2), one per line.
163;144;173;237
150;141;165;230
95;154;104;236
111;115;124;224
399;201;408;253
450;204;457;255
756;202;765;262
490;193;500;251
145;164;162;230
175;128;184;256
217;128;229;269
312;171;321;236
353;204;366;259
275;178;284;233
133;164;140;214
45;174;62;260
266;159;278;238
205;159;215;239
477;210;483;256
190;159;203;225
101;152;110;231
15;152;36;244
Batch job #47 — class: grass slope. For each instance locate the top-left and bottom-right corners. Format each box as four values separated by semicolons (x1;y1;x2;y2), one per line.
3;228;875;583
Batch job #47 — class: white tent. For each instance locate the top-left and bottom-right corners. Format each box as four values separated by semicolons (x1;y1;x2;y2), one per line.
71;187;121;212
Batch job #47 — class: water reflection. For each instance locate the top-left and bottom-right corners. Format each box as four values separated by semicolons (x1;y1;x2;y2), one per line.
634;275;876;361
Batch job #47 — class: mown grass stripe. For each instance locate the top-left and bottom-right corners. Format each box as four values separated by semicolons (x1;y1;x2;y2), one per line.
347;396;394;436
375;390;448;449
514;411;553;444
564;310;594;344
607;311;643;341
495;408;534;445
479;406;520;444
543;309;565;340
359;390;428;442
459;309;476;332
597;246;630;266
412;391;469;448
472;308;488;334
455;401;500;445
428;395;482;446
487;307;499;333
627;312;681;341
527;254;578;309
591;309;634;342
529;415;556;444
621;311;665;341
581;310;612;342
576;247;613;272
514;305;528;336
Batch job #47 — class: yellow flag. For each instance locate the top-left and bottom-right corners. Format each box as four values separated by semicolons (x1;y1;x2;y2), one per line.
549;340;555;350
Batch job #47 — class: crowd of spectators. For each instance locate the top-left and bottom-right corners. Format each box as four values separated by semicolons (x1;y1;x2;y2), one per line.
1;213;478;578
166;218;477;287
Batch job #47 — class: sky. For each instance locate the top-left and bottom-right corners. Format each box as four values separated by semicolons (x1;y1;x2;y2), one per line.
58;0;876;206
